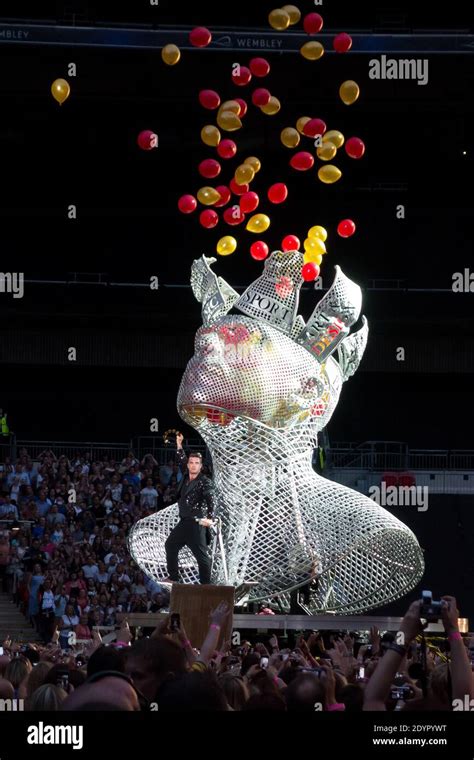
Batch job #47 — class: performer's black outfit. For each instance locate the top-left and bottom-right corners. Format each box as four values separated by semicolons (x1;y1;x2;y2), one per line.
165;449;216;584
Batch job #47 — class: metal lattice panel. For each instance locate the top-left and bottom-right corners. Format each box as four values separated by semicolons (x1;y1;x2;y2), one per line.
128;255;425;614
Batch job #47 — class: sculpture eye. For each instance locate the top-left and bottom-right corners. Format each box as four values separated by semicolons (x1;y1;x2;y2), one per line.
196;331;221;355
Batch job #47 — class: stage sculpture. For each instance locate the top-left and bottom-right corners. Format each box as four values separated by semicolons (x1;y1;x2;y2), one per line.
129;250;424;613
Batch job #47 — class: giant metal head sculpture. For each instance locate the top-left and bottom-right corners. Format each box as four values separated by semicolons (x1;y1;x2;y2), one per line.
129;250;424;613
179;250;368;436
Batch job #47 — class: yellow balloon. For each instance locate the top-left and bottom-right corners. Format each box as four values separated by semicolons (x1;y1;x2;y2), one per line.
269;8;291;30
217;110;242;132
323;130;344;149
300;41;325;61
282;4;301;24
318;165;342;184
296;116;311;135
304;251;323;265
217;236;237;256
246;214;271;233
260;96;281;115
218;100;241;116
304;237;326;255
317;141;337;161
51;78;70;105
197;187;222;206
244;156;261;173
201;125;221;147
339;80;360;106
162;44;181;65
281;127;300;149
235;164;255;185
308;225;328;242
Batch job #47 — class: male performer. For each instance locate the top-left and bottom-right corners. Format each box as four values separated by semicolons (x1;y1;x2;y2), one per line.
164;433;216;584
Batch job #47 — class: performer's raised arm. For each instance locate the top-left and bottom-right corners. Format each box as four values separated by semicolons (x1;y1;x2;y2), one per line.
175;432;187;470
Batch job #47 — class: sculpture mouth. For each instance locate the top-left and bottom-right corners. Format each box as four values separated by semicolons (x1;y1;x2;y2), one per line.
180;402;236;427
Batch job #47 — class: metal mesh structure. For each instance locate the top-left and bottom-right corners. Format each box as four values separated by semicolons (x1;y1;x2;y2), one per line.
128;253;425;614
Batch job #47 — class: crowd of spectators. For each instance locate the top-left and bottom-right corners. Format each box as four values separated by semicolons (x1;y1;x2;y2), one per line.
0;446;190;646
0;446;473;712
0;597;473;712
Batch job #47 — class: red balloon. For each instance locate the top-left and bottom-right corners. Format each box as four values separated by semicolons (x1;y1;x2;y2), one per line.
200;209;219;229
232;65;252;86
345;137;365;159
234;98;248;118
217;139;237;159
199;89;221;110
268;183;288;204
190;27;212;48
230;178;249;196
302;263;320;282
178;194;197;214
214;185;231;207
252;88;271;107
304;13;324;34
337;219;356;238
137;130;158;150
303;118;327;138
240;191;260;213
198;159;221;179
334;32;352;53
290;152;314;171
282;235;301;252
250;241;269;261
249;57;271;77
224;205;246;225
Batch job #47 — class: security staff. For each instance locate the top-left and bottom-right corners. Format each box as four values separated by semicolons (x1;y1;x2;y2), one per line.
0;409;9;437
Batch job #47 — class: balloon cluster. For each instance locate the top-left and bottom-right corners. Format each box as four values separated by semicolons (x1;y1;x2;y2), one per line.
267;7;352;62
175;48;295;261
49;9;364;283
282;114;365;186
298;225;328;282
161;26;212;66
279;217;356;283
229;57;282;118
169;10;363;273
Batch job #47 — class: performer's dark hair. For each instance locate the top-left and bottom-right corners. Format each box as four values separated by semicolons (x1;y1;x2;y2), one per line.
188;451;203;460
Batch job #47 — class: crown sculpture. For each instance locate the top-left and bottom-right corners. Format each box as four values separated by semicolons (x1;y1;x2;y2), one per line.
129;250;424;613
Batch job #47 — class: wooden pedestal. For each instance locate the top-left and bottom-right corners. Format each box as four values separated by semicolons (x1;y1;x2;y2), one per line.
170;583;235;650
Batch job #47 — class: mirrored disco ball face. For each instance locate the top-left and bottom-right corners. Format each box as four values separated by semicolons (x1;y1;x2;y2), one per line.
178;316;342;429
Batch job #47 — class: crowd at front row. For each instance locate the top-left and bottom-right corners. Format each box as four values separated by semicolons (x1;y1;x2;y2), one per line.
1;596;473;711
